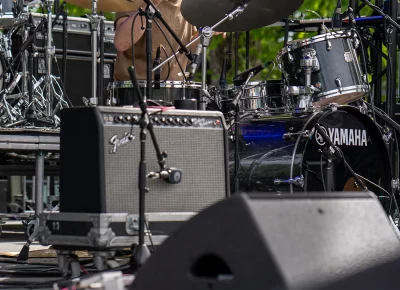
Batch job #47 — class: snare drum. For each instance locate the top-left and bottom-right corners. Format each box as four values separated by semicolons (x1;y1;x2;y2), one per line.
240;82;267;111
277;30;369;106
107;81;203;106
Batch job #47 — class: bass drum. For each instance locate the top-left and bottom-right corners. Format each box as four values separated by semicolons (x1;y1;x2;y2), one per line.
233;106;391;195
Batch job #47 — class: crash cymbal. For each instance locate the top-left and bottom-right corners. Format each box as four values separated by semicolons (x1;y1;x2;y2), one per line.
66;0;142;12
181;0;304;32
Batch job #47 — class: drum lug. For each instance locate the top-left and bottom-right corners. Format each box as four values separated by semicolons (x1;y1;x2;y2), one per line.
298;95;313;110
327;103;339;111
335;77;343;94
382;127;392;145
274;175;304;188
300;48;320;72
392;179;400;191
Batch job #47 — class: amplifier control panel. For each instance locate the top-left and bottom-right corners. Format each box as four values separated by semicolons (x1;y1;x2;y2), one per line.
101;111;224;129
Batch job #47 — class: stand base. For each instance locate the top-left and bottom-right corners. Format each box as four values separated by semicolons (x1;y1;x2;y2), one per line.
130;244;151;271
174;99;197;110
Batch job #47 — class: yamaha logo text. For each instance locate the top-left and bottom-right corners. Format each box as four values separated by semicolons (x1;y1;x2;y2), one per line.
315;126;368;147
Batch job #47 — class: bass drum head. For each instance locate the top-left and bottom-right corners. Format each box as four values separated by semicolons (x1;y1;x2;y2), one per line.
301;107;391;192
234;106;391;197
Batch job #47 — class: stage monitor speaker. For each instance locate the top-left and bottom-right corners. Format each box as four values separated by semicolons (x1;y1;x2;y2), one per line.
60;107;229;214
317;255;400;290
130;192;400;290
35;54;115;107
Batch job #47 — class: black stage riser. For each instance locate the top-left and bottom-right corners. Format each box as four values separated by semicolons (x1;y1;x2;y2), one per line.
60;107;230;214
131;192;400;290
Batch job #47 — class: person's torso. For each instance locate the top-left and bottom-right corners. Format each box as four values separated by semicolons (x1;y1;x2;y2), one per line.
114;0;195;82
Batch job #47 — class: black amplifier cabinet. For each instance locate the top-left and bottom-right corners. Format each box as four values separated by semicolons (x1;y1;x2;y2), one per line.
60;107;230;214
35;54;114;106
32;13;117;56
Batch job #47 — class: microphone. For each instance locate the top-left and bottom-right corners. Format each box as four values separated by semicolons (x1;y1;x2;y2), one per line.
188;44;202;81
233;61;273;86
333;0;342;28
231;71;255;108
219;59;227;88
153;45;162;89
147;167;183;184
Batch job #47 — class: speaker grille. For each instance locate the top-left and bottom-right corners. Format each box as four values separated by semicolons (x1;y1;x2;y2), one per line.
60;107;229;214
104;126;227;213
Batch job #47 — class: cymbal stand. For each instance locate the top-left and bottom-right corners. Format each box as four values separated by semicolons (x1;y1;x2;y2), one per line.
86;0;104;105
199;27;212;110
152;4;246;73
43;0;55;120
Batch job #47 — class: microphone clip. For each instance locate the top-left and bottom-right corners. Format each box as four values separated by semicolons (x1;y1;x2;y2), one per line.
147;167;183;184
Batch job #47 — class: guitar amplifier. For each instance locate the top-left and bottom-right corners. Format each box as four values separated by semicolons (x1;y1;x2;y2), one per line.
60;107;230;214
31;13;117;56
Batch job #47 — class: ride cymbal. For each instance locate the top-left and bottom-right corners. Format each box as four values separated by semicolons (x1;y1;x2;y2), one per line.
181;0;304;32
66;0;142;12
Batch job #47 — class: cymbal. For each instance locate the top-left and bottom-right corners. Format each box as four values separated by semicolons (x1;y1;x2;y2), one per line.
181;0;305;32
66;0;142;12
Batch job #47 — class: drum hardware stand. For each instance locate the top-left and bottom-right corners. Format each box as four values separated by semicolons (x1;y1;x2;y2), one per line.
152;4;246;80
86;0;105;105
0;16;48;126
42;0;55;122
314;123;368;191
127;66;182;271
98;12;105;106
199;27;212;110
138;0;197;101
297;48;320;111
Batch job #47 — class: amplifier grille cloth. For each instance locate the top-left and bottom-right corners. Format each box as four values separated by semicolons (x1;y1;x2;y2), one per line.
103;126;226;213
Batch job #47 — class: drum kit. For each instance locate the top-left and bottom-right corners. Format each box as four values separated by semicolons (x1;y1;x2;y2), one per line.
0;0;395;200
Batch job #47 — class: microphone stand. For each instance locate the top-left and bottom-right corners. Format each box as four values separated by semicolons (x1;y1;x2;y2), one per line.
152;5;246;72
99;12;105;106
320;147;336;192
314;124;368;191
128;65;182;270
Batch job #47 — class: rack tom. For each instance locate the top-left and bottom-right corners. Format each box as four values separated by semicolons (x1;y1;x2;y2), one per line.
277;30;369;106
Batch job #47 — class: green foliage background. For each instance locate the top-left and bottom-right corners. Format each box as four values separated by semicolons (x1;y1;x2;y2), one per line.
63;0;379;84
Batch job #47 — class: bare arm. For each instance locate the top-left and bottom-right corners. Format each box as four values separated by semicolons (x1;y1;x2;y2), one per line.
114;0;164;52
